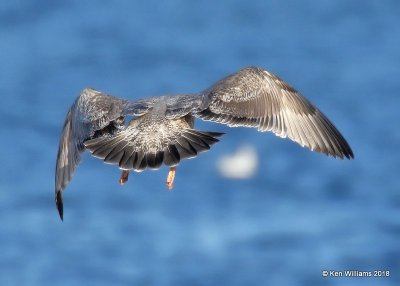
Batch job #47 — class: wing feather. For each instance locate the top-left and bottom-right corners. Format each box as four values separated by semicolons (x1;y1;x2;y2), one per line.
55;88;152;220
195;67;353;159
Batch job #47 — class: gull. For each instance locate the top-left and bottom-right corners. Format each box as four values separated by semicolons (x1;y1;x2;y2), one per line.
55;67;354;220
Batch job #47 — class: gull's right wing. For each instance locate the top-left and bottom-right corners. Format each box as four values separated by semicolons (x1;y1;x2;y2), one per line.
195;67;354;159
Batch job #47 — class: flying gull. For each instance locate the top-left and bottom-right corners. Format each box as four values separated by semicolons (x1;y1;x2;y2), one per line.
55;67;354;220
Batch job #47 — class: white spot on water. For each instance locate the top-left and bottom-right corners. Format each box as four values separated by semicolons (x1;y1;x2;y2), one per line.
216;144;259;179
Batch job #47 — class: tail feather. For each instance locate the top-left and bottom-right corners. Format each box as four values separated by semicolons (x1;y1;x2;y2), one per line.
84;129;224;170
182;132;210;150
137;151;147;171
176;137;198;158
119;147;135;170
163;144;181;166
166;130;224;165
145;151;164;169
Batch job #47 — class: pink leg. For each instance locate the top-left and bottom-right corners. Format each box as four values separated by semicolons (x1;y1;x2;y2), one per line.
166;167;176;190
119;170;129;186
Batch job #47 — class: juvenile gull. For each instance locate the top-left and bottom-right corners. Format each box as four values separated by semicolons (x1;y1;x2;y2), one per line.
55;67;354;220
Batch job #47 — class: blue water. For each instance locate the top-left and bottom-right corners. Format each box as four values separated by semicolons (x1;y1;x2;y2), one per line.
1;1;399;285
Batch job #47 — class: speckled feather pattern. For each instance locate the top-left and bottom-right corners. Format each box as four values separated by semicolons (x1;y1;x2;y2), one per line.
55;66;353;220
198;67;353;159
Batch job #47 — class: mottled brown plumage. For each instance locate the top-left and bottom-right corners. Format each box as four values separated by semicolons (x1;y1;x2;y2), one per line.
55;67;353;220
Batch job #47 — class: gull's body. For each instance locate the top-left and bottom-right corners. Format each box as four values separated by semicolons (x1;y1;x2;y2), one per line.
55;67;353;220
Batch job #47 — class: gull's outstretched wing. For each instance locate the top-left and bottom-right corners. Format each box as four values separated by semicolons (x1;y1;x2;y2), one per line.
55;88;151;220
195;67;354;159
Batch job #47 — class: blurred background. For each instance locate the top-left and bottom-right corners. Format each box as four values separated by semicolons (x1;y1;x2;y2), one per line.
0;0;399;285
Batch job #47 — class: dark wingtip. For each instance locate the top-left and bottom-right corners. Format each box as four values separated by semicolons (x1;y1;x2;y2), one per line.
341;142;354;160
348;146;355;159
55;191;64;221
347;149;355;159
